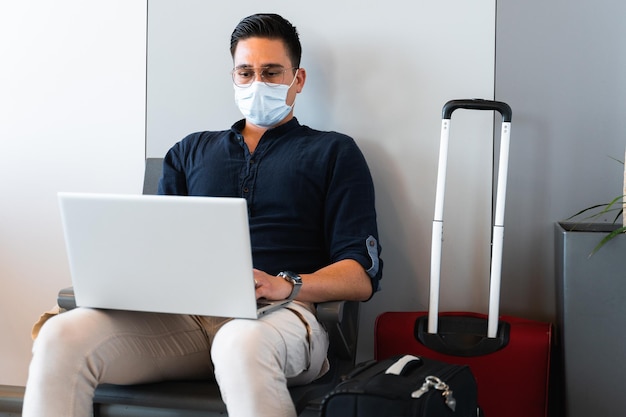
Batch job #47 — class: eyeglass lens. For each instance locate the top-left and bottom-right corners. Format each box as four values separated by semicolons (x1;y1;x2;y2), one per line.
232;66;294;87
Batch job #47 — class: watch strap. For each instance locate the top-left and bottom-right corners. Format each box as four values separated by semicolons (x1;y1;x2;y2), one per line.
278;271;302;301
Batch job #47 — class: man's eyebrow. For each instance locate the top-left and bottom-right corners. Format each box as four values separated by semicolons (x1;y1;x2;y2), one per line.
234;63;285;69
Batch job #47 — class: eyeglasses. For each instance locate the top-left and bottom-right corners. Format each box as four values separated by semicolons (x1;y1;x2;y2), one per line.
231;65;298;88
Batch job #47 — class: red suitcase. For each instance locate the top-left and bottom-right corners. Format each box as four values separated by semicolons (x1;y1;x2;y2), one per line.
375;100;552;417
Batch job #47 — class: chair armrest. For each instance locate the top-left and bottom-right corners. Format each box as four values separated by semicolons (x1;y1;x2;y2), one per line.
315;301;344;323
316;300;359;362
58;287;77;311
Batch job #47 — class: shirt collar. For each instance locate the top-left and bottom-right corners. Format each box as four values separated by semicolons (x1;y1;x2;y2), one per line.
230;118;301;139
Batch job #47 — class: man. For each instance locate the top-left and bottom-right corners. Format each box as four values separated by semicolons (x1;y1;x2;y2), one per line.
23;13;382;417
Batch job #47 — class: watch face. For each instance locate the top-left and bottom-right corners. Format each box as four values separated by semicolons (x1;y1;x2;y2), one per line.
281;271;301;283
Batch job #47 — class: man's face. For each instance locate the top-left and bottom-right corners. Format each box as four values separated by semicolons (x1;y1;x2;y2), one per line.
232;37;304;107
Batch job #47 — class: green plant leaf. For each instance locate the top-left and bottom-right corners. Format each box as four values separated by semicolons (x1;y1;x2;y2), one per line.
589;225;626;257
569;154;625;256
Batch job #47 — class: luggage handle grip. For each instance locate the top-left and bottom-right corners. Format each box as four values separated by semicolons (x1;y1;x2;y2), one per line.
442;99;512;122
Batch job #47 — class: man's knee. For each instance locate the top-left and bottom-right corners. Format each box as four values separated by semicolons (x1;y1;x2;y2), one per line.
211;319;283;367
34;309;91;354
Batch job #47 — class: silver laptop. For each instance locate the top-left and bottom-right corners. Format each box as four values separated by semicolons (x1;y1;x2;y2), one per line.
57;192;290;319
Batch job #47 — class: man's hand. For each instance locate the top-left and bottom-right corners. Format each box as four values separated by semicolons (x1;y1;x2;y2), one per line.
253;269;292;301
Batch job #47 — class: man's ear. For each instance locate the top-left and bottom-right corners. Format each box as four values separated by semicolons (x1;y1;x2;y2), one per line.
295;67;306;93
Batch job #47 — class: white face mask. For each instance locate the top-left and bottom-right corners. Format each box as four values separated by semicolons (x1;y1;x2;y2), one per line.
233;71;298;128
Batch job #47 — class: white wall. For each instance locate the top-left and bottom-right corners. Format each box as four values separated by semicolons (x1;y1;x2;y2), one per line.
147;0;496;361
0;1;146;385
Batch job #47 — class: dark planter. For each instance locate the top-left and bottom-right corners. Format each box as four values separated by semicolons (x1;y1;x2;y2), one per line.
555;222;626;417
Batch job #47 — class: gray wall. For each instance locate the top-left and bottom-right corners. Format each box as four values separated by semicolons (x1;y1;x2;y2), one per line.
495;0;626;322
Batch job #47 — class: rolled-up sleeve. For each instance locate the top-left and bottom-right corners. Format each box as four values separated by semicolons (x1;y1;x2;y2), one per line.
324;137;383;295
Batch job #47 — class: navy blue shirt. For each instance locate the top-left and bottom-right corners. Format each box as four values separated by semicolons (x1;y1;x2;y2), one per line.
158;118;382;295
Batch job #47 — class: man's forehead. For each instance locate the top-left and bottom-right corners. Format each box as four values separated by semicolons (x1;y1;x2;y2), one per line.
233;37;290;64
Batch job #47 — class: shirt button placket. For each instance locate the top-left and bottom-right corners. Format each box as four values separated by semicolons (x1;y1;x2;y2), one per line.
242;157;256;201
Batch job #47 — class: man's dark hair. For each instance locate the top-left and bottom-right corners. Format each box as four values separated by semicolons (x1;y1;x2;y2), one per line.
230;14;302;68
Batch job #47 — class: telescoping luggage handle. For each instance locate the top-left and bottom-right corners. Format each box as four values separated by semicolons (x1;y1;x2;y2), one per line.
429;99;512;340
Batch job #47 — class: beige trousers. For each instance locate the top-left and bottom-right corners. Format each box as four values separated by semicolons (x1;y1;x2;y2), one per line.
22;302;329;417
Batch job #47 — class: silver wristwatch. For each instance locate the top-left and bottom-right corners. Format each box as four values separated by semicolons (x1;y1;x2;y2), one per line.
277;271;302;301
